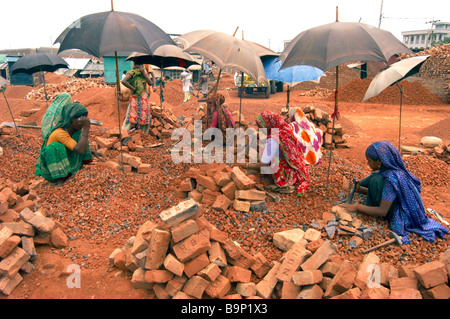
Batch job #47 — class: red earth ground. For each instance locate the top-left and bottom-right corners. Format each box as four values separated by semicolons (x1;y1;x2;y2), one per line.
0;72;449;299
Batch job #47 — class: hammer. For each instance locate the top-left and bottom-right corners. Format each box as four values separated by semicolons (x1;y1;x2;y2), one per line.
362;231;403;254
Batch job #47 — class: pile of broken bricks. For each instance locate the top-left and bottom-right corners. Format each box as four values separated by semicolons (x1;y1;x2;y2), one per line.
311;205;377;248
173;164;279;213
110;198;450;299
0;178;69;296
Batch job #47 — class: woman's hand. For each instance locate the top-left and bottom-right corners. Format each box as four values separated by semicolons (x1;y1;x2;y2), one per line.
78;116;91;129
341;203;359;212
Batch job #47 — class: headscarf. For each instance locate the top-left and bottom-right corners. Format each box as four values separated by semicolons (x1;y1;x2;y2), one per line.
289;107;323;165
366;141;449;243
41;93;88;140
256;111;309;194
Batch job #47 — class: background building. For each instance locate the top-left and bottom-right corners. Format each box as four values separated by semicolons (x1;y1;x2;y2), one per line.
402;21;450;51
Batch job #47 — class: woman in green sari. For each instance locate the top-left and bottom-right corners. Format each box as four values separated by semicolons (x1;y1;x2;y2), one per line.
35;93;93;184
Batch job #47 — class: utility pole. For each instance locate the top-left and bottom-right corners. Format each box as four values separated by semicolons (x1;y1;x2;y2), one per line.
425;19;440;49
378;0;384;28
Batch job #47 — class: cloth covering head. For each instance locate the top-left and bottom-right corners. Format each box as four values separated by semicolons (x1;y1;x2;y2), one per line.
40;93;88;140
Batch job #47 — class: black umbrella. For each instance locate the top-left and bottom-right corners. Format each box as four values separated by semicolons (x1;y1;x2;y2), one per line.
279;7;413;185
54;5;176;164
10;53;69;107
126;46;200;142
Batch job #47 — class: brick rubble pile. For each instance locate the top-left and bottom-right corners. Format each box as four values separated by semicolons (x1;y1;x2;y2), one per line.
0;178;69;295
110;197;450;299
25;77;109;102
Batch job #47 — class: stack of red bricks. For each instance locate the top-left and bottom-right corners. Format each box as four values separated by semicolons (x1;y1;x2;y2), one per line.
110;198;450;299
149;104;179;139
300;105;349;149
174;164;269;213
0;178;68;296
90;128;152;174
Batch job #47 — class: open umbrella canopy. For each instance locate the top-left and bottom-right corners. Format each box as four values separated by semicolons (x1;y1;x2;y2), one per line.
363;55;430;102
10;53;68;75
180;30;267;84
279;21;412;72
174;30;216;50
125;45;199;69
263;56;324;86
54;10;175;58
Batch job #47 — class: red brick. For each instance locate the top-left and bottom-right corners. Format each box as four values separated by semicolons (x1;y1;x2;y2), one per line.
182;275;210;299
165;275;188;297
292;270;323;286
296;284;324;299
184;252;210;278
145;269;174;283
201;189;222;205
360;286;390;299
153;283;171;299
221;181;237;200
173;230;211;263
277;246;312;282
223;239;243;260
210;227;228;244
145;228;171;270
208;241;227;267
225;265;252;282
301;239;336;271
230;166;255;190
198;263;221;281
0;235;21;258
324;260;358;298
196;175;220;192
413;261;448;289
250;253;272;278
171;219;199;243
281;281;301;299
212;194;232;212
213;170;232;187
205;275;231;299
389;288;422;299
421;283;450;299
163;254;185;277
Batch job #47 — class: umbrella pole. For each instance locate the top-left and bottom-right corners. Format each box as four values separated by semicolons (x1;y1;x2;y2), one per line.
286;85;290;110
326;65;339;187
160;64;164;143
2;91;19;136
397;83;403;151
42;72;48;108
114;51;124;169
239;71;243;128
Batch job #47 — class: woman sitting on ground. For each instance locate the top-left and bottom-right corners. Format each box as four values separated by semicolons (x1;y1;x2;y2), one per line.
35;93;95;184
239;111;310;195
341;140;449;244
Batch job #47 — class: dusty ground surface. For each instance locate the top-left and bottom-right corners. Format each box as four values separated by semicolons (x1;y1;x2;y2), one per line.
0;72;449;299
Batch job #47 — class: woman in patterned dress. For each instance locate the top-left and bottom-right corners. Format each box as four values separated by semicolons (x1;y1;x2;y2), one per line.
240;111;310;196
121;62;153;133
342;140;449;244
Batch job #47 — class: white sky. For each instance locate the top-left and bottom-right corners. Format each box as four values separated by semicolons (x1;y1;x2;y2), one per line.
1;0;448;53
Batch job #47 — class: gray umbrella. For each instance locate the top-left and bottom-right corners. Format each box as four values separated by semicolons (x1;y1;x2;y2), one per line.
279;17;413;185
54;6;176;162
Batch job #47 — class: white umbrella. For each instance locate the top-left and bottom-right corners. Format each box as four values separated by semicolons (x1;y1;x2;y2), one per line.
362;55;431;150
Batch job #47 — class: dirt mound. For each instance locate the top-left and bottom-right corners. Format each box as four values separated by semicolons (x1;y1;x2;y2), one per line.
418;117;450;141
45;72;70;84
333;78;445;105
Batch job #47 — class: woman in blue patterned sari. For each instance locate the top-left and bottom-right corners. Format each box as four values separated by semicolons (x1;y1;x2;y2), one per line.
342;140;449;244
